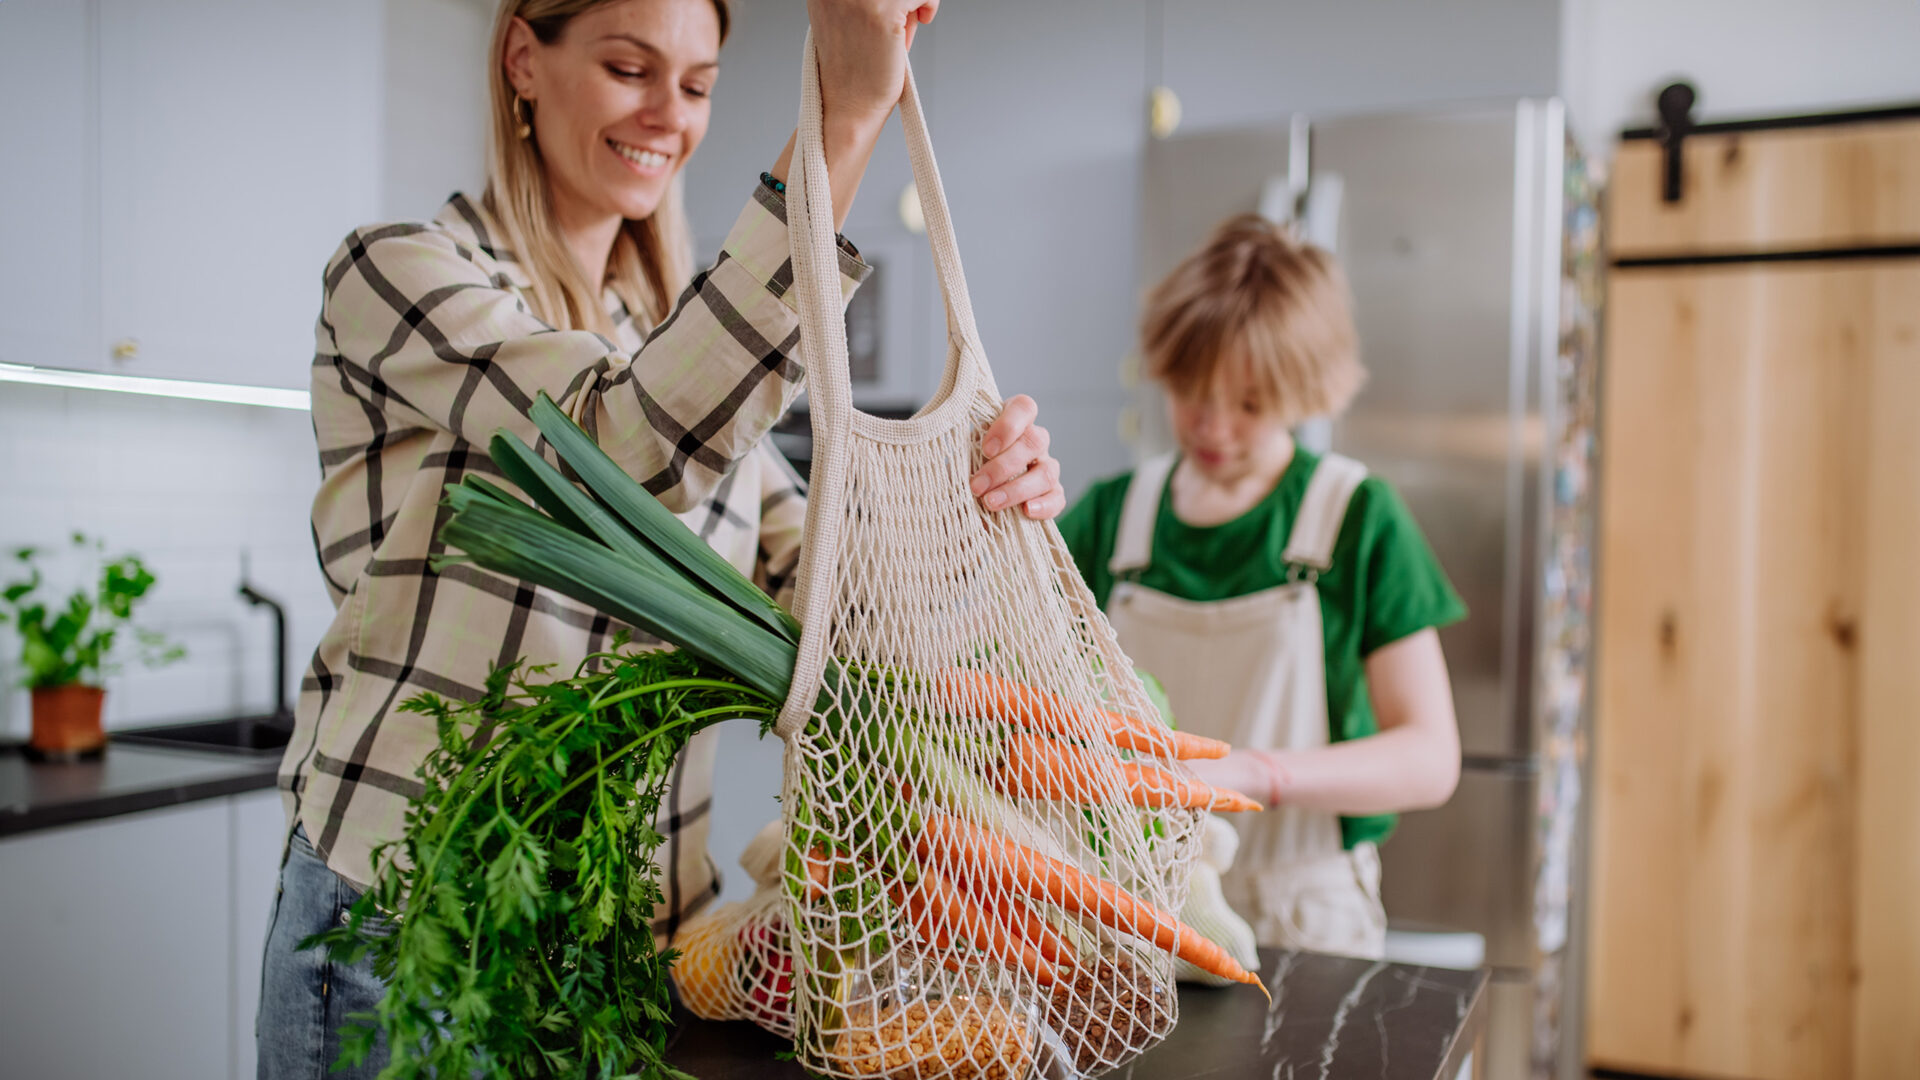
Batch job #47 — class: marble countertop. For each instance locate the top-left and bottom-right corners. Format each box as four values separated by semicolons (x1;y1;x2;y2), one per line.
666;947;1487;1079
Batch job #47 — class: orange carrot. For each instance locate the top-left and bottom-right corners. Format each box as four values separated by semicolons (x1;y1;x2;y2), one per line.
957;874;1075;969
996;732;1262;813
803;845;849;901
1158;729;1233;762
1123;759;1263;814
899;883;963;975
918;813;1264;991
904;863;1056;986
936;668;1230;761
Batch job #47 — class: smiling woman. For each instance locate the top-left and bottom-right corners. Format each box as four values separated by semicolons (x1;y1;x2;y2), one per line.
254;0;1073;1077
490;0;726;332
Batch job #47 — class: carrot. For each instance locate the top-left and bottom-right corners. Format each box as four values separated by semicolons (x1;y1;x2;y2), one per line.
904;863;1056;986
996;732;1262;813
804;846;831;899
968;883;1074;969
899;885;964;975
804;844;871;901
936;668;1230;761
1159;729;1232;761
918;813;1265;993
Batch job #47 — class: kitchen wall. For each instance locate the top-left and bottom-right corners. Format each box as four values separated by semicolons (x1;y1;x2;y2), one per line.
1561;0;1920;155
0;0;491;741
386;0;494;220
0;388;332;738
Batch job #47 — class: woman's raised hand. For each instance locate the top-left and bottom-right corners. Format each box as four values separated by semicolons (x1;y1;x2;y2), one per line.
806;1;938;126
776;1;937;229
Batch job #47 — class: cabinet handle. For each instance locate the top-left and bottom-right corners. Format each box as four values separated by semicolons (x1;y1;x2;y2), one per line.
111;338;140;361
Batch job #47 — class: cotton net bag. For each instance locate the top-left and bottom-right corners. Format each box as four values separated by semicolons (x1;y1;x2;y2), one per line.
672;821;801;1038
712;34;1260;1080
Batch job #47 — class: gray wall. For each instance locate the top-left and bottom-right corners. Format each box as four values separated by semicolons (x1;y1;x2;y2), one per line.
685;0;1561;904
683;0;1562;495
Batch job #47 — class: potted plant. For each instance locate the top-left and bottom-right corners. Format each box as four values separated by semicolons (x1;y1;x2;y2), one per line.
1;534;185;760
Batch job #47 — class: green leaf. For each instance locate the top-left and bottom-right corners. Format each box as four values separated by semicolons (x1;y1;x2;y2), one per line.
440;487;797;702
524;393;801;645
0;541;181;689
487;434;664;569
306;650;763;1079
1136;666;1178;730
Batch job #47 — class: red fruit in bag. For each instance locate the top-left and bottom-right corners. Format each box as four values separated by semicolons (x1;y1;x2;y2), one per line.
740;921;794;1020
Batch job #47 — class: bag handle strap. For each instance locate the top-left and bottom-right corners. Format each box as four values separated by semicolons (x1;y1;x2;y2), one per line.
788;31;990;447
777;33;992;741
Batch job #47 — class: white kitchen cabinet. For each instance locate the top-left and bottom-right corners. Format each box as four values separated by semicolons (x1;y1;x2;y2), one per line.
0;801;235;1080
0;0;99;371
230;788;287;1080
0;791;289;1080
96;0;384;389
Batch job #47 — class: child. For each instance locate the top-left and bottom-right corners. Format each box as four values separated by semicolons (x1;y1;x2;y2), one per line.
1060;215;1464;959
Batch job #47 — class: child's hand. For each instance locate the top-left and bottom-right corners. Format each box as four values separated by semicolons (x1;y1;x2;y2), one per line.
1187;749;1288;809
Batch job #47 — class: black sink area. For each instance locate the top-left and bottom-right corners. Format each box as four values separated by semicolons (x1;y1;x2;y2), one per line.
110;570;300;758
113;714;294;756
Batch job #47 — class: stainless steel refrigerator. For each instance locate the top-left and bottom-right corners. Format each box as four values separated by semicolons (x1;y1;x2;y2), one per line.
1137;100;1603;1080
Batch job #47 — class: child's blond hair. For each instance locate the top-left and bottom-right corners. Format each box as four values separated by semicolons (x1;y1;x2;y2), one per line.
1142;214;1365;425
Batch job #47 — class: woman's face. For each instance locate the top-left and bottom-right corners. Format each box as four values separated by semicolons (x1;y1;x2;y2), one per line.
507;0;721;225
1166;353;1295;485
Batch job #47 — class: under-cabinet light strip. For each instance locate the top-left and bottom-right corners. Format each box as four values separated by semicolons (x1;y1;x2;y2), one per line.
0;362;311;411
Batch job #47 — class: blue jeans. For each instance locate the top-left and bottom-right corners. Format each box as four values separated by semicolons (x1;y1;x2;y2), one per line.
256;825;390;1079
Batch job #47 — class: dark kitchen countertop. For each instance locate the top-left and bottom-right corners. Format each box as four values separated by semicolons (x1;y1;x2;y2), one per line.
666;947;1487;1079
0;739;281;839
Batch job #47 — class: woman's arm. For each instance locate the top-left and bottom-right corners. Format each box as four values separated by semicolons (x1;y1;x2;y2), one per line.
753;446;810;613
315;191;842;516
1188;629;1461;815
767;0;941;230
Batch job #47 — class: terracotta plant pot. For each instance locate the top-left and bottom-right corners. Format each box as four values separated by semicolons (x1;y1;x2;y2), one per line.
30;685;107;760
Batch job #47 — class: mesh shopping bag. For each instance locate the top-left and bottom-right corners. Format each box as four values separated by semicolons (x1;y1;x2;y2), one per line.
673;820;801;1036
763;35;1262;1080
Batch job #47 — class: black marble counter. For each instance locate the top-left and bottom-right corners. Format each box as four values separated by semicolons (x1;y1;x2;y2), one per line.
666;948;1487;1079
0;740;280;838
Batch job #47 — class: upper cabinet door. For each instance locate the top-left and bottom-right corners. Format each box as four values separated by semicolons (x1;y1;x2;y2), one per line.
97;0;383;389
0;0;99;371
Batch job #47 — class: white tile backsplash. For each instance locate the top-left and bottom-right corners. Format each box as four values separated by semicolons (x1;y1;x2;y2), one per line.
0;383;333;737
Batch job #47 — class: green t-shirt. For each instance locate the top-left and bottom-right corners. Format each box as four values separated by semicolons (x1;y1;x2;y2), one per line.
1058;449;1467;849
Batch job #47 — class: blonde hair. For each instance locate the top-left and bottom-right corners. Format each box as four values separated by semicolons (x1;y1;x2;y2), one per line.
1141;214;1365;425
484;0;731;335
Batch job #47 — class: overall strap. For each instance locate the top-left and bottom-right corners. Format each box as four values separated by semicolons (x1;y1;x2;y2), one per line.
1281;453;1368;572
1108;452;1179;577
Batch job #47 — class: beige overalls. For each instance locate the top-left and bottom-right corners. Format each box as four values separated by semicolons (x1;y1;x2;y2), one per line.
1107;451;1388;959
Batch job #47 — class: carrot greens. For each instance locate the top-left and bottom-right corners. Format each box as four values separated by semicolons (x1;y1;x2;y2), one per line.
302;646;777;1080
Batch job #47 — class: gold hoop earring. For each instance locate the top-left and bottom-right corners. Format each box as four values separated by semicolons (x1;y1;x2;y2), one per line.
513;93;533;140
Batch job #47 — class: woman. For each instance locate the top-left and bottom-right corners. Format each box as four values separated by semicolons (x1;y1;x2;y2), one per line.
258;1;1065;1074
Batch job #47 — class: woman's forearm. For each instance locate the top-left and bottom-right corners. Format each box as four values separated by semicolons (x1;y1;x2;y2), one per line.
768;112;887;231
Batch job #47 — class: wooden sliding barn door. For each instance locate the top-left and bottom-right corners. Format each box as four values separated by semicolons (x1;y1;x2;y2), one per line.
1588;106;1920;1080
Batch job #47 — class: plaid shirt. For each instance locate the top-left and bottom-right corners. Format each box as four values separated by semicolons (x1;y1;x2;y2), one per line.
284;185;867;939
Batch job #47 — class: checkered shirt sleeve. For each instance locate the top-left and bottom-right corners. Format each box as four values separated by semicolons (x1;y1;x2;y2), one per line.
285;186;859;943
